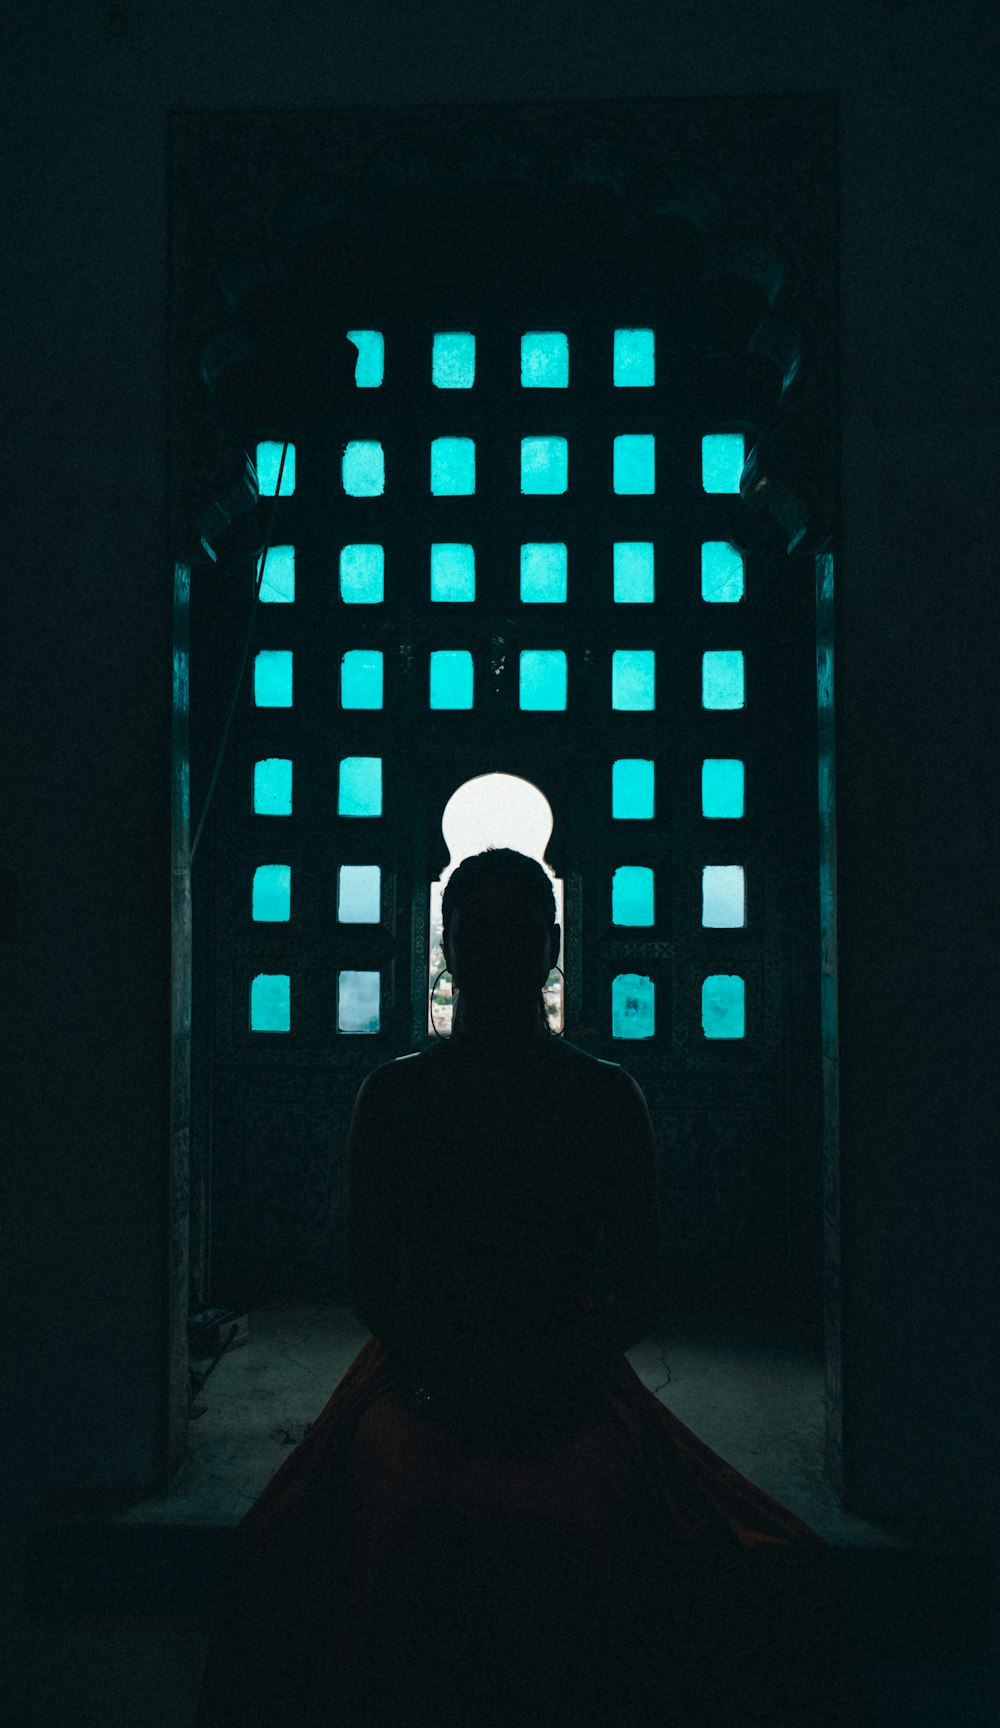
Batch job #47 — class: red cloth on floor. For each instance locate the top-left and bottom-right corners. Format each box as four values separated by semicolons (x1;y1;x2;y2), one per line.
195;1321;871;1727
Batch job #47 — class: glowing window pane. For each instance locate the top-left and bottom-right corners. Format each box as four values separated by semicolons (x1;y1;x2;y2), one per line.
702;974;745;1039
253;757;292;815
612;649;655;711
254;650;292;707
431;543;475;602
703;865;746;927
612;758;654;819
613;542;654;603
256;440;295;496
520;437;567;495
521;332;568;387
613;328;655;387
431;437;475;496
338;756;382;817
430;650;474;710
340;650;383;710
612;973;655;1040
612;866;654;927
520;543;567;603
340;543;384;604
250;972;290;1032
338;864;380;923
258;544;294;603
613;435;655;495
519;650;567;711
338;969;380;1034
702;433;745;494
702;541;745;603
346;330;384;387
252;864;291;922
343;441;385;496
702;650;745;710
702;759;744;819
433;332;475;388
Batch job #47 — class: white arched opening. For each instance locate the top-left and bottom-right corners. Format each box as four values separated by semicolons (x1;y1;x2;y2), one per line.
428;772;564;1036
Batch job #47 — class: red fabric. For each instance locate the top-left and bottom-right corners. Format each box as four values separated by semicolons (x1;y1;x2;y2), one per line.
196;1316;871;1727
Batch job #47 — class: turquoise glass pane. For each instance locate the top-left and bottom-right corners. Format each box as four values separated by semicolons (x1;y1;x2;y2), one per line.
702;973;745;1039
520;437;567;495
613;328;655;387
701;541;745;603
338;864;380;923
338;756;382;817
250;972;290;1032
339;543;384;604
702;865;746;927
256;440;295;496
613;542;654;603
520;543;567;603
346;330;384;387
343;441;385;496
612;758;654;820
702;433;745;494
702;758;744;819
254;650;292;707
613;435;655;495
338;969;380;1033
253;864;291;922
433;332;475;388
612;866;654;927
341;650;383;710
258;544;294;603
612;649;655;711
430;650;474;709
611;973;655;1040
521;331;569;387
519;650;567;711
431;437;475;495
431;543;475;602
253;757;292;815
702;650;745;710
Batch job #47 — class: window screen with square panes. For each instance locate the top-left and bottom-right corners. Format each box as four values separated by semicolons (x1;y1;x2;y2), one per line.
191;108;830;1317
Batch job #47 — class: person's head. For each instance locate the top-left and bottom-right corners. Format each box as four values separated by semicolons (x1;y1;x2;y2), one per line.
441;848;560;1026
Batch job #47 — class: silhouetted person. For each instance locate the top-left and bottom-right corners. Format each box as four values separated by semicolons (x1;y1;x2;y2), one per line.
196;849;871;1727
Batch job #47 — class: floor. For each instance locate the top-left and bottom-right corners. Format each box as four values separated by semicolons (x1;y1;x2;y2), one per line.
163;1301;902;1548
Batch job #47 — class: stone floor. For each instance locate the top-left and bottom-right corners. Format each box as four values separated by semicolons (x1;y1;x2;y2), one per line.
161;1301;901;1548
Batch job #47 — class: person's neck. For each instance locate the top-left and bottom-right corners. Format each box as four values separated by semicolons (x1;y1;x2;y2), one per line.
450;992;549;1049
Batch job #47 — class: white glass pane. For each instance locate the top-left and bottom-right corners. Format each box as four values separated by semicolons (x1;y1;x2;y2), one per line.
702;864;746;927
338;864;380;923
338;969;380;1033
